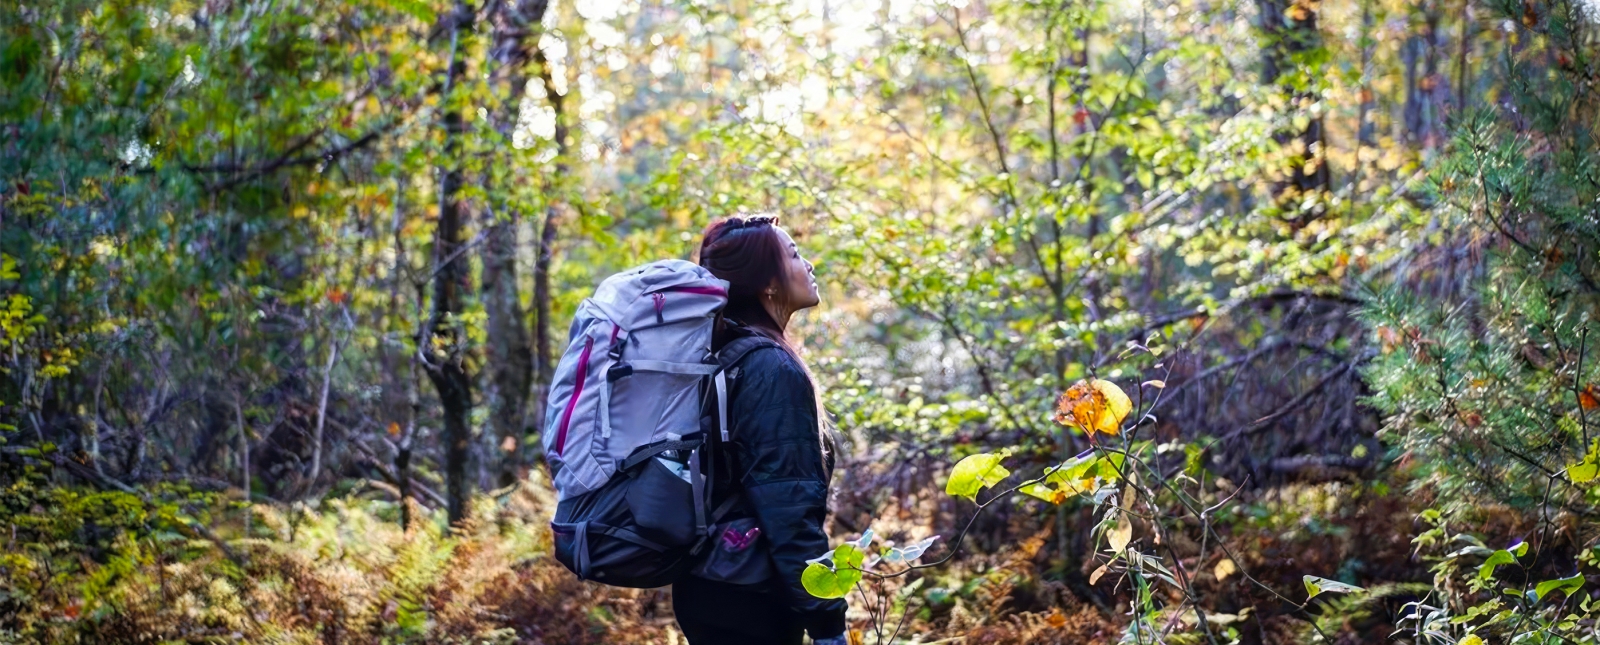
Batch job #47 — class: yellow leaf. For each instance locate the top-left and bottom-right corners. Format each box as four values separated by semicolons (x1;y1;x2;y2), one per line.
1108;513;1132;553
1458;635;1484;645
1089;562;1110;585
1214;558;1237;581
1092;380;1133;434
1054;379;1133;436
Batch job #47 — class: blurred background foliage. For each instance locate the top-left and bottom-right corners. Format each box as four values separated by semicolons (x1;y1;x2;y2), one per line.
2;0;1598;641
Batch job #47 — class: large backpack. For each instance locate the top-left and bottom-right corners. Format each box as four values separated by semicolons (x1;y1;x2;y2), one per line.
542;259;771;588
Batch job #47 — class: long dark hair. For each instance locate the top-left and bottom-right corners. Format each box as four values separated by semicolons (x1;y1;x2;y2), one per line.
696;215;835;451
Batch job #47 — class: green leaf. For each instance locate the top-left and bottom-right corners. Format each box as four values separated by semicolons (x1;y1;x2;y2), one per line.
1534;574;1585;602
1018;482;1061;504
381;0;437;24
802;543;866;599
1569;440;1600;483
1044;452;1098;485
1303;575;1365;600
945;451;1012;501
1479;550;1517;581
801;562;853;599
1094;453;1128;482
1570;460;1600;483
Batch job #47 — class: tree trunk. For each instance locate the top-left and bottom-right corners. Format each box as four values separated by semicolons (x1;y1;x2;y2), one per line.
385;176;419;530
233;392;250;541
1258;0;1329;223
427;1;476;526
531;45;571;446
1421;5;1446;150
1403;0;1443;148
482;0;548;489
307;318;341;493
1357;0;1376;148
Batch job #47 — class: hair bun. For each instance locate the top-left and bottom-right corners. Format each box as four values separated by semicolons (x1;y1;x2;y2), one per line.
731;214;778;229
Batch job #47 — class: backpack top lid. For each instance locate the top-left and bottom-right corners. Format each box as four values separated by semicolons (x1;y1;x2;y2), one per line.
543;259;731;500
586;259;729;331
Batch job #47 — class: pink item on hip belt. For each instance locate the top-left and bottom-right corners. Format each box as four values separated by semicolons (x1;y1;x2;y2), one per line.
721;526;761;551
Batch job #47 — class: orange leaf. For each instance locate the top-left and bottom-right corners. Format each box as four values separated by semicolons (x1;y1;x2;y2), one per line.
1054;379;1133;436
1055;381;1102;432
1582;384;1600;410
387;422;401;437
1376;326;1402;354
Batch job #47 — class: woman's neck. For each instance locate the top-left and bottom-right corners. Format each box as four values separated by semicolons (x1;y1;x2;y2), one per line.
762;299;791;332
727;305;788;338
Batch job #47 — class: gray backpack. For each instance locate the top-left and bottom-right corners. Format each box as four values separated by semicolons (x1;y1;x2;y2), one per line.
543;259;770;588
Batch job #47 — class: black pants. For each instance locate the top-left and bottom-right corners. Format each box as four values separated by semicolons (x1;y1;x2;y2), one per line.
672;575;804;645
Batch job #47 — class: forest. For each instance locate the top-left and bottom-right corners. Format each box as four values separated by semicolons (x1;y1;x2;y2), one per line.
2;0;1599;642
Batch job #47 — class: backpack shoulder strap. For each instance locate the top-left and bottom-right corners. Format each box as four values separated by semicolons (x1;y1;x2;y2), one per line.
715;334;778;371
711;335;778;442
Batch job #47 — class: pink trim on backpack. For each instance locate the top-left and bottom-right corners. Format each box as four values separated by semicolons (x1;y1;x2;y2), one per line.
553;335;595;455
662;285;727;297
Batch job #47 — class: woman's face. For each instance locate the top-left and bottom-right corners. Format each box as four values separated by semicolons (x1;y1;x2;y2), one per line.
773;226;820;310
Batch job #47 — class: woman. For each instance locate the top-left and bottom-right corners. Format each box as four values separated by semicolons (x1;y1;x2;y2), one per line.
673;215;848;645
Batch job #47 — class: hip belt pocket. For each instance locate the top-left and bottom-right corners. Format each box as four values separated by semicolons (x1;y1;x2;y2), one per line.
690;517;774;585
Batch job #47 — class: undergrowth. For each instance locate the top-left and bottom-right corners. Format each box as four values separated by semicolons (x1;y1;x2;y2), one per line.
2;457;1439;644
0;470;671;644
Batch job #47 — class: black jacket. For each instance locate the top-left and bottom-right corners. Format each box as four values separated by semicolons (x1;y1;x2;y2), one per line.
706;326;847;639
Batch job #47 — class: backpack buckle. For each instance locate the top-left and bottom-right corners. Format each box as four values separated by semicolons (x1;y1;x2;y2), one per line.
607;364;634;382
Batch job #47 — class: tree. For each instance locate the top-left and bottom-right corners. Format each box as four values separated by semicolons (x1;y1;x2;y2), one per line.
1257;0;1331;224
426;0;478;525
482;0;548;488
1363;0;1600;515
